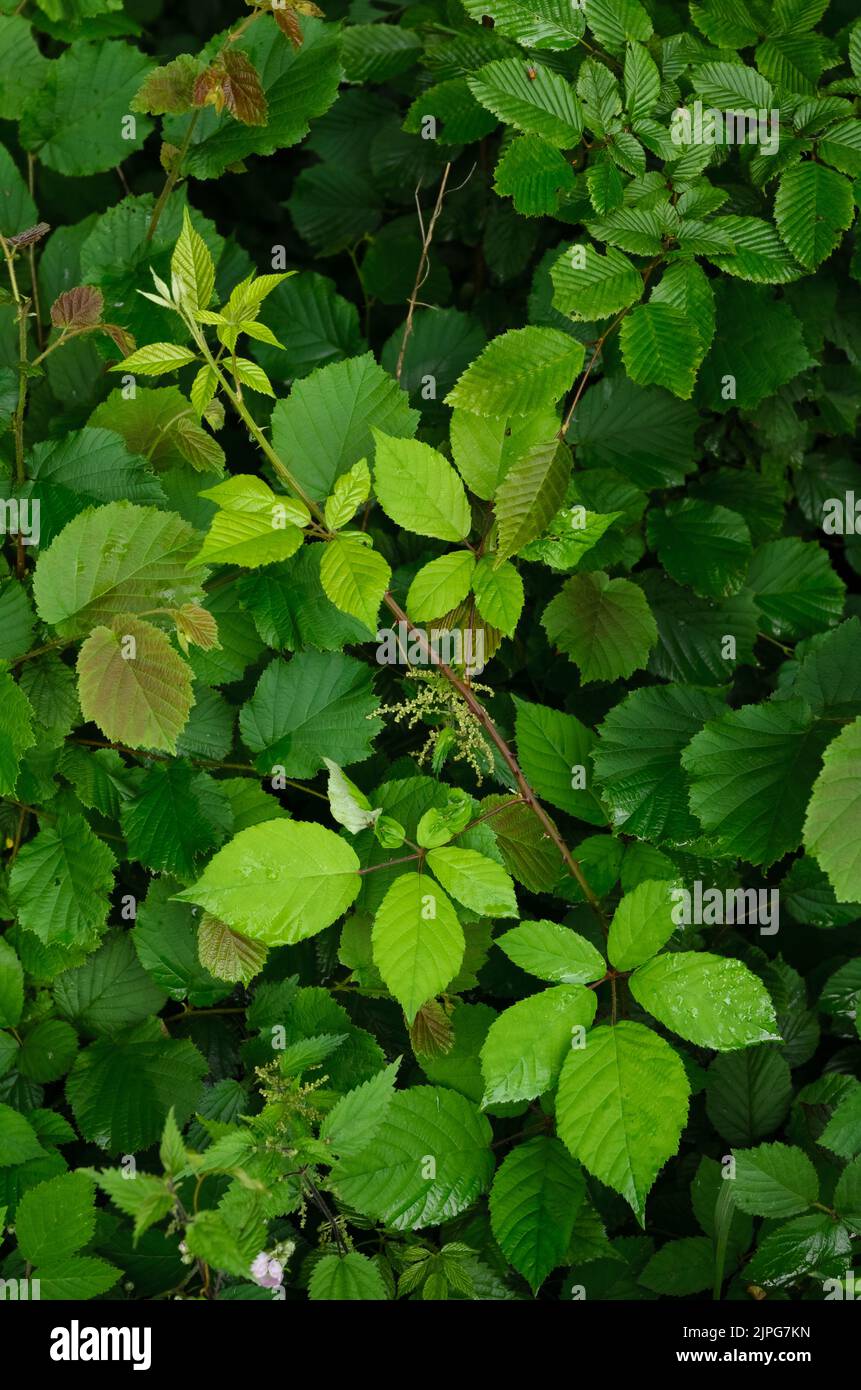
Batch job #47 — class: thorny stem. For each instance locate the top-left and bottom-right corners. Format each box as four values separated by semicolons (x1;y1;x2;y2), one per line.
396;162;452;382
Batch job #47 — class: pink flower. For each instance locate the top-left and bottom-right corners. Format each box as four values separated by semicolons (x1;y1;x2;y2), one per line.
251;1252;284;1289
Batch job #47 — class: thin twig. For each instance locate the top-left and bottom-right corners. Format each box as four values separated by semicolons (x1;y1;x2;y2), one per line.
396;162;452;382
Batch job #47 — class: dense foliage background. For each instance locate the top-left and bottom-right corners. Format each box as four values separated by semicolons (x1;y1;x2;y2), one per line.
0;0;860;1303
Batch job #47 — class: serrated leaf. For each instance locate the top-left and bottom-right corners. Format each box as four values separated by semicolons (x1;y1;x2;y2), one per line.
427;847;518;917
608;878;681;971
373;432;471;542
320;535;391;634
556;1021;689;1222
542;571;657;683
774;161;855;270
9;811;115;949
630;952;780;1050
446;327;584;418
732;1142;819;1217
803;716;861;902
495;436;571;562
177;819;361;947
309;1251;388;1300
468;58;583;147
371;872;465;1023
77;615;194;754
496;920;606;984
197;914;268;986
330;1086;493;1229
551;242;642;322
490;1137;585;1292
514;695;605;823
480;985;597;1106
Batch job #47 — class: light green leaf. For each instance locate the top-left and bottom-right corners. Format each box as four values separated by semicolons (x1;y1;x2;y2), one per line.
556;1021;689;1222
0;670;35;798
446;327;584;418
320;535;392;634
33;501;204;638
373;432;471;542
172;206;215;311
480;985;597;1106
803;716;861;901
608;878;681;971
630;952;780;1050
177;819;361;946
9;811;115;949
193;474;307;568
427;847;518;917
406;551;476;622
470;556;524;635
496;920;606;984
372;872;465;1023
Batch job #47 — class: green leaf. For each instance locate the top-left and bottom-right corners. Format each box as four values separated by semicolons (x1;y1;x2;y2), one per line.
66;1018;206;1154
271;352;418;504
496;920;606;984
542;571;657;683
0;938;24;1029
648;500;752;598
9;811;115;949
774;161;855;270
468;58;583;147
639;1236;714;1295
20;41;152;176
193;475;307;568
0;1103;45;1166
446;327;584;418
121;762;229;879
97;1169;173;1242
620;303;701;399
167;18;342;180
682;696;831;867
427;847;518;917
33;501;204;638
239;651;381;778
819;1087;861;1159
320;535;391;634
471;556;524;635
732;1142;819;1217
461;0;585;51
514;695;605;823
330;1085;493;1229
706;1046;793;1147
551;243;643;322
172;206;215;311
692;60;773;109
608;878;681;971
630;952;780;1050
320;1059;400;1159
17;1019;78;1082
494;437;571;562
480;985;597;1106
177;819;361;946
624;41;660;121
309;1251;388;1300
706;216;804;284
373;432;471;542
746;538;845;640
371;872;465;1023
493;135;576;217
745;1213;852;1287
56;929;169;1033
803;716;861;902
16;1172;96;1264
586;0;652;45
450;405;560;500
406;552;475;622
77;615;195;754
489;1137;585;1291
556;1021;689;1222
0;670;35;797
